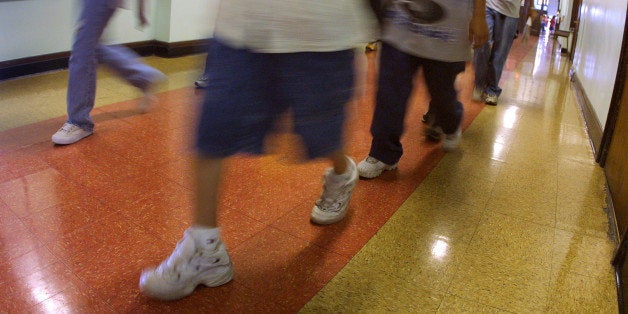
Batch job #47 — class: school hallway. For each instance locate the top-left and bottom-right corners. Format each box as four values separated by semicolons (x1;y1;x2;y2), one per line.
0;34;617;312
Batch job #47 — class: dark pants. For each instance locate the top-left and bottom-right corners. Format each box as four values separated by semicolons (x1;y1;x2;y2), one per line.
369;42;465;165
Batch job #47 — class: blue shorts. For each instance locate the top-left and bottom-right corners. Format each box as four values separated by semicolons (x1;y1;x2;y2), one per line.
195;39;355;159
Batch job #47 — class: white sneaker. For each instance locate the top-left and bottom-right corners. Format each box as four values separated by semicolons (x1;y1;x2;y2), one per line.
194;75;210;89
51;123;93;145
139;229;233;301
472;87;484;102
425;124;444;142
485;93;499;106
357;156;398;179
138;71;166;113
442;128;462;151
311;157;358;225
138;93;157;114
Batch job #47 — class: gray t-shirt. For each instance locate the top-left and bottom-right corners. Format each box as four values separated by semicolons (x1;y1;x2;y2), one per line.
487;0;521;18
381;0;475;62
213;0;378;53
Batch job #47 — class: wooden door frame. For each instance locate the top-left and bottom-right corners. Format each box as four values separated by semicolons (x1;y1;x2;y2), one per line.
597;7;628;166
568;0;582;61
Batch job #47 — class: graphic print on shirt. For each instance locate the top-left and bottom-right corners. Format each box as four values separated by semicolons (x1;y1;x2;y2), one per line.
398;0;444;23
387;0;459;42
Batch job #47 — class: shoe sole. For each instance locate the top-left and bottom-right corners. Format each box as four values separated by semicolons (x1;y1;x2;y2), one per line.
140;263;234;301
358;164;398;179
425;126;444;142
200;263;234;288
310;201;351;225
442;140;460;152
52;132;93;145
442;129;462;152
485;96;498;106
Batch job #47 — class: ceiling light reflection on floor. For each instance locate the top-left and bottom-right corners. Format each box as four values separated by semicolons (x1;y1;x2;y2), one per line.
431;235;450;260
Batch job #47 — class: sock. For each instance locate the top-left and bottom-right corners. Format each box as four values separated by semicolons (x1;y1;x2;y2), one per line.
329;156;354;183
188;226;221;249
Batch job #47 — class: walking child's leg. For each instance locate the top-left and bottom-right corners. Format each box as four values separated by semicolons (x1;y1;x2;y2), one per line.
52;0;116;145
192;157;222;227
423;60;465;150
139;155;233;301
329;150;348;174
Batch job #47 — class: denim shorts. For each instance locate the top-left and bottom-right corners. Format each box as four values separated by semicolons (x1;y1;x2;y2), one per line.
195;38;355;159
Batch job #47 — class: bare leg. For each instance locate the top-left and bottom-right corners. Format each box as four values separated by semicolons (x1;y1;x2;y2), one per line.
329;150;348;175
139;156;233;301
192;156;223;228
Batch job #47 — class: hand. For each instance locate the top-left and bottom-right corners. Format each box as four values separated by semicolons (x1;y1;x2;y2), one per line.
469;15;488;48
137;0;148;27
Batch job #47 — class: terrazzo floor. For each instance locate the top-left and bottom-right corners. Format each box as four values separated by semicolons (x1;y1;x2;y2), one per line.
0;34;617;313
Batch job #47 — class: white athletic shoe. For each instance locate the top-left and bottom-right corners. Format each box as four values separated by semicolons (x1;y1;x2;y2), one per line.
139;229;233;301
485;93;499;106
138;71;166;113
311;157;358;225
356;156;398;179
51;123;93;145
472;87;484;102
194;75;210;89
442;128;462;151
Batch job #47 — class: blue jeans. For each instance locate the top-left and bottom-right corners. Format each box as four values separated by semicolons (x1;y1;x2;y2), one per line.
473;7;519;96
67;0;163;131
369;42;465;165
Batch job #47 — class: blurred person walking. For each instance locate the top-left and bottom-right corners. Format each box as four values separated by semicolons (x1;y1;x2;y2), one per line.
139;0;377;301
357;0;488;179
51;0;165;145
472;0;521;106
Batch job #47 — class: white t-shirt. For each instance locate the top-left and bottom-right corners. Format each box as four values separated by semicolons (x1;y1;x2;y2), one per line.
213;0;378;53
487;0;521;18
381;0;475;62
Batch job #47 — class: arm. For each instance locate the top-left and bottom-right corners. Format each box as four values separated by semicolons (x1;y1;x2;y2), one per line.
137;0;148;27
469;0;489;48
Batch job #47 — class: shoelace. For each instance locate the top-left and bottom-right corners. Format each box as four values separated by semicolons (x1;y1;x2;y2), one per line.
317;175;348;212
155;238;224;281
60;124;78;133
152;237;193;281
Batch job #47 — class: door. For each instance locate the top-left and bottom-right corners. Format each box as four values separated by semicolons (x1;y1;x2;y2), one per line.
603;67;628;232
598;7;628;230
568;0;582;61
606;11;628;310
609;59;628;312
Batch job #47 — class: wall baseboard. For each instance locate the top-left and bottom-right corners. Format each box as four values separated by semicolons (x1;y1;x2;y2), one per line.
571;72;604;155
0;39;207;81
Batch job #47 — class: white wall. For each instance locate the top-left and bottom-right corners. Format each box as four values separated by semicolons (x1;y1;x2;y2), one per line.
0;0;75;61
152;0;219;42
102;1;155;45
0;0;218;62
168;0;219;42
572;0;627;127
